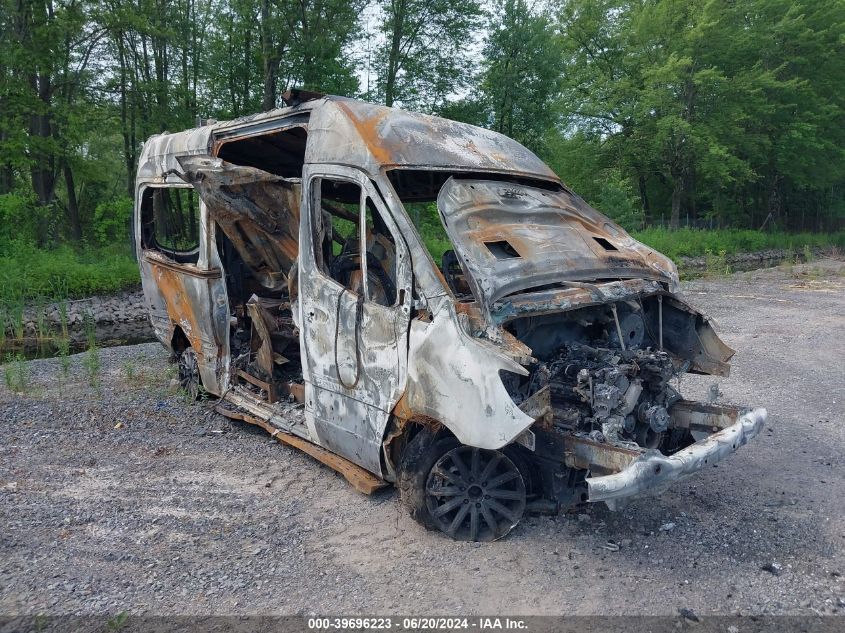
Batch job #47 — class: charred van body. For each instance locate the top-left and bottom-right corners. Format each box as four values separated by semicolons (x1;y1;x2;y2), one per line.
135;92;766;541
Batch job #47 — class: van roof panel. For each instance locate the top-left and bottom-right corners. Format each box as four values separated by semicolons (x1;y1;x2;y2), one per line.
136;97;559;184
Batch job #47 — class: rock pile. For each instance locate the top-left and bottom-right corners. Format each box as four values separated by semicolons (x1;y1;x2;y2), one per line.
8;289;153;350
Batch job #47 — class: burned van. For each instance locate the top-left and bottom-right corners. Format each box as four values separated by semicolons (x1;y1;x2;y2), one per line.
135;91;766;541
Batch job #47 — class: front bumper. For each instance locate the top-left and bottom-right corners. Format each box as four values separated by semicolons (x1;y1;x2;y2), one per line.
585;407;767;509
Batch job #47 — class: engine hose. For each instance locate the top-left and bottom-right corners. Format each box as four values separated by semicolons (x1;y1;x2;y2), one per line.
334;288;364;390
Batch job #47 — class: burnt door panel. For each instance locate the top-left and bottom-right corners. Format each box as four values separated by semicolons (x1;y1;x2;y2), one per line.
136;184;230;394
299;167;412;475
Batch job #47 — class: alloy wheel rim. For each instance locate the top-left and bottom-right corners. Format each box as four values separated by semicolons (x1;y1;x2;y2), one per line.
425;445;526;541
178;349;200;401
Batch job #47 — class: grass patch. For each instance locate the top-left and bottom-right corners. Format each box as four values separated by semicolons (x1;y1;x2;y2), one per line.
630;228;845;261
3;353;30;393
83;311;101;388
0;243;139;302
704;249;730;278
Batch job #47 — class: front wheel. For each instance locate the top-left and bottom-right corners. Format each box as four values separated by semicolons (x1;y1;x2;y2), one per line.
398;432;526;542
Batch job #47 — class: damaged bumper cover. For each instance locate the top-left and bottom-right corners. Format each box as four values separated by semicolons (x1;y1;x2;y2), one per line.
585;407;767;509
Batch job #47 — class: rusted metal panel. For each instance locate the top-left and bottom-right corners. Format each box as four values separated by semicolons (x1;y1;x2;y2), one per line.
586;408;767;509
297;164;413;476
518;385;552;428
137;98;559;187
176;156;302;290
136;125;215;183
399;301;535;450
670;400;741;431
142;255;226;393
491;278;664;324
308;100;559;180
436;178;677;311
563;435;643;472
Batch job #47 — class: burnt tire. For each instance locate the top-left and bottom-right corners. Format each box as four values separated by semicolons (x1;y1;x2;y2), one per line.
177;347;201;401
397;430;526;542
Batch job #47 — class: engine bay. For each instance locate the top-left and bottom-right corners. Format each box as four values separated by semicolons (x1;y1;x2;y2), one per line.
501;296;700;456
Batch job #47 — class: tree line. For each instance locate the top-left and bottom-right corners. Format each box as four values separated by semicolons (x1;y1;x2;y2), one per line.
1;0;843;251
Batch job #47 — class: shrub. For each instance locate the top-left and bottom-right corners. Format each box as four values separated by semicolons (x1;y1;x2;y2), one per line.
594;171;644;232
3;353;30;393
0;192;38;249
94;196;134;246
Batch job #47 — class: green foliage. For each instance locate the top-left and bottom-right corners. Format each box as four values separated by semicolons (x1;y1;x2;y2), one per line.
595;170;644;232
106;611;129;631
1;0;843;273
802;244;815;264
481;0;563;151
0;291;25;341
203;0;364;117
0;244;138;301
94;197;133;246
55;335;71;380
372;0;483;110
553;0;845;231
122;359;137;383
84;345;101;388
3;353;30;393
83;311;100;388
704;249;730;278
404;202;452;263
631;228;845;262
0;192;61;254
0;192;41;249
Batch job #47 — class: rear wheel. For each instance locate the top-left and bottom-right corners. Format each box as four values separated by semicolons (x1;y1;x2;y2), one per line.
398;431;526;541
177;347;201;401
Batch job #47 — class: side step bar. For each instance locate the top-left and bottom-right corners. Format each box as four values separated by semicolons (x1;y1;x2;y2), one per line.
215;403;388;495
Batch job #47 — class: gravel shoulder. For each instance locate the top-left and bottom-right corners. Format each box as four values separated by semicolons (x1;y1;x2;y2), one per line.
1;260;844;616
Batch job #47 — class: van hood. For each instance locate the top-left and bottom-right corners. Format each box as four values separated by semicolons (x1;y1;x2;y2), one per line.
436;178;678;309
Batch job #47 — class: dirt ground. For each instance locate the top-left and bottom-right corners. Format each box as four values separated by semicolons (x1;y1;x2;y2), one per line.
1;260;843;617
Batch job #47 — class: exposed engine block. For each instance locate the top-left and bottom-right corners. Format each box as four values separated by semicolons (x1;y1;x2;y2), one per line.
529;344;681;449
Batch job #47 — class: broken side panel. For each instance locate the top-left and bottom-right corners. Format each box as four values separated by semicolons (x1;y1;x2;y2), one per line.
136;184;231;395
177;156;301;291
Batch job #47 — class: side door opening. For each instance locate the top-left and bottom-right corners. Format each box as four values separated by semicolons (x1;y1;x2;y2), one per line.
175;121;310;405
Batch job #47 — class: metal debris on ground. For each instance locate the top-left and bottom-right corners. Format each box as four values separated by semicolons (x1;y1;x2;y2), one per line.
762;561;783;576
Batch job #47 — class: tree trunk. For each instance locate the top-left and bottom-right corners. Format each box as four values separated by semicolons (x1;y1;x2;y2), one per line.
0;129;12;194
28;51;56;212
637;173;650;222
670;179;682;230
116;31;134;197
62;158;82;241
242;16;252;111
767;173;782;230
261;0;277;111
29;113;56;207
384;0;406;107
0;163;12;195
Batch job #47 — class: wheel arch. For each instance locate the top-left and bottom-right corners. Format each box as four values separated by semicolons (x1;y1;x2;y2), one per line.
170;325;191;355
381;407;456;484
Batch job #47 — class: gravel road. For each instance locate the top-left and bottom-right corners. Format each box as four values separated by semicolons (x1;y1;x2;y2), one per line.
1;260;843;617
